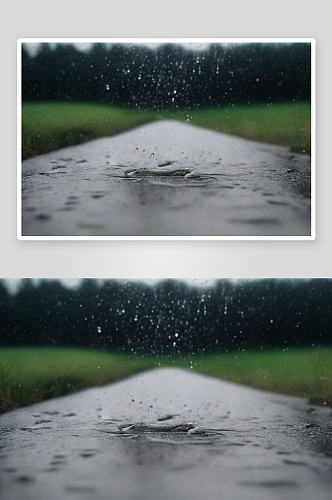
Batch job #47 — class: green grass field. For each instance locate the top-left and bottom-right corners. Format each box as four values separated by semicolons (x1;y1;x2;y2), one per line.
190;347;332;408
0;347;155;413
1;345;330;414
22;100;311;160
189;101;311;154
21;102;155;160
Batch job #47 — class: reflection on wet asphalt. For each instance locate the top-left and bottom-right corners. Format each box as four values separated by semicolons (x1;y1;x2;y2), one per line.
0;369;331;500
21;121;311;236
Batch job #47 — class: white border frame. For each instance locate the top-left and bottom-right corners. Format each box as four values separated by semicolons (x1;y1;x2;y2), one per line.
17;38;316;241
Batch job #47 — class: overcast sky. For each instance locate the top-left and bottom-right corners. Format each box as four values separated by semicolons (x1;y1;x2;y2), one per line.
1;278;219;295
2;278;316;295
23;42;212;58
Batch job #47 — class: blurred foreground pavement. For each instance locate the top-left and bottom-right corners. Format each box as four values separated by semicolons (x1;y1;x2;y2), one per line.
1;368;331;500
21;121;311;237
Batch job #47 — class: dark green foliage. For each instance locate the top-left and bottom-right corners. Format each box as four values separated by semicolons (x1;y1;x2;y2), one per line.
22;42;311;108
0;279;331;354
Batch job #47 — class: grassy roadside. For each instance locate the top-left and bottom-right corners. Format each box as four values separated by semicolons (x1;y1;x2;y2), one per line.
22;100;311;160
1;345;330;414
189;101;311;155
0;347;155;413
189;346;332;408
21;102;155;160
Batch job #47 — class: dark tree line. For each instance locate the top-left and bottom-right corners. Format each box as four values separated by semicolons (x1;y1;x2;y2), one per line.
0;279;330;354
22;43;311;109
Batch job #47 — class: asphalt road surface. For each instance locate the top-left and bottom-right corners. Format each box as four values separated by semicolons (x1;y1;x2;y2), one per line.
1;368;331;500
21;121;311;237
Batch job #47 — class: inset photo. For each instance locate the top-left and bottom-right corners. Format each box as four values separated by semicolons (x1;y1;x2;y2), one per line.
18;39;315;239
0;278;331;499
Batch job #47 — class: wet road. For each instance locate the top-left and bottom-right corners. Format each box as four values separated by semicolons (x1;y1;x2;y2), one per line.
21;121;311;237
0;368;331;500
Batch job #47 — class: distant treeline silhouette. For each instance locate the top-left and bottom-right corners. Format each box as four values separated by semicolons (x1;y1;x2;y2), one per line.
22;43;311;108
0;279;330;354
